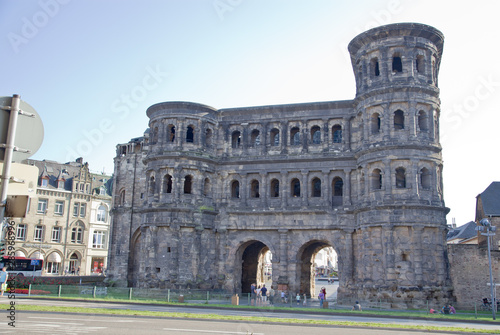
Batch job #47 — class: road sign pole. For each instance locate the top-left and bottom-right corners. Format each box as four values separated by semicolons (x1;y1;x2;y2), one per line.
0;94;21;227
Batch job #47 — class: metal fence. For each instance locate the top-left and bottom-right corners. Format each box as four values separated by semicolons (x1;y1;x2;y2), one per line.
17;284;498;316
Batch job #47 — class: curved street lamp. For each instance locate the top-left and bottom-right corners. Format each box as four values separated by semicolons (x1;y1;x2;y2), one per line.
478;218;497;320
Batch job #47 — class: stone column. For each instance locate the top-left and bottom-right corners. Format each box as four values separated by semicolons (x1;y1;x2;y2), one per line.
382;103;391;141
343;116;352;151
174;167;182;203
343;169;352;206
323;120;329;151
410;159;419;196
413;226;424;286
341;229;355;286
383;225;396;283
260;172;267;205
323;170;331;206
281;172;288;208
409;101;417;140
241;173;248;206
383;159;392;200
178;120;184;150
277;229;289;287
301;170;308;206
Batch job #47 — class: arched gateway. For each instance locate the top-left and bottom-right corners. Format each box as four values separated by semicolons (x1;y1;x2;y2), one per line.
108;23;452;308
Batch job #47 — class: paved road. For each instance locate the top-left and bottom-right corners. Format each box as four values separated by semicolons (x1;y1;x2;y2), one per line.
0;311;479;335
8;298;500;332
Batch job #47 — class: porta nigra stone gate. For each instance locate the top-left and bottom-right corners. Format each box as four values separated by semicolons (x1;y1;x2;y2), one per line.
108;23;453;308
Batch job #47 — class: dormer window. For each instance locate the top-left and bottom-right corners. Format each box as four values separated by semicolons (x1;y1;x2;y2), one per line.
57;180;64;189
41;178;48;187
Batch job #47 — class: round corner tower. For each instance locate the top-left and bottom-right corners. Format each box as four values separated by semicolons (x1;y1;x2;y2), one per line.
342;23;452;306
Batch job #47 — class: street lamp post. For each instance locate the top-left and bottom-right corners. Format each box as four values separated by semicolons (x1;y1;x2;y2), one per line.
478;218;497;320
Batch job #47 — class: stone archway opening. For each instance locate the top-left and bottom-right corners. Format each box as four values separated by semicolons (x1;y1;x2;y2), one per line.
298;241;338;298
240;241;272;294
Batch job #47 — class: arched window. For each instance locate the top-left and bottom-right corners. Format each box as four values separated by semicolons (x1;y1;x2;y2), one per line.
332;177;343;206
119;189;126;206
168;124;175;142
311;126;321;144
163;174;172;193
418;111;428;132
148;176;155;195
371;113;381;134
205;128;212;146
420;167;431;189
251;130;261;147
395;167;406;188
416;55;425;74
250;180;260;198
270;179;279;197
333;177;343;196
372;169;382;189
184;175;192;194
203;178;211;196
392;53;403;73
332;125;342;143
290;127;300;145
371;57;380;77
394;110;405;130
71;227;83;244
291;178;300;197
311;178;321;197
270;128;280;146
97;205;107;222
186;125;194;143
231;131;241;148
231;180;240;198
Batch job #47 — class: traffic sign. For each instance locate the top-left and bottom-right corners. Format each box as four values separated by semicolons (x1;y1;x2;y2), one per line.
0;96;44;162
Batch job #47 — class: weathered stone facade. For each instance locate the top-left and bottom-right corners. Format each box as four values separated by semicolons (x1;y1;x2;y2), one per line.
448;244;500;309
108;23;452;307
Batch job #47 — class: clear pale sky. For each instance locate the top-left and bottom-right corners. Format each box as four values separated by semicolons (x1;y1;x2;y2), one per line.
1;0;499;227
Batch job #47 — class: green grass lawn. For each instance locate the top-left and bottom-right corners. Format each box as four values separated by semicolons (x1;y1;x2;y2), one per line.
4;303;500;334
19;295;499;323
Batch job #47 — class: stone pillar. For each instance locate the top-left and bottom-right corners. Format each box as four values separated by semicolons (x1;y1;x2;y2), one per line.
341;229;355;287
383;159;392;201
343;116;351;151
277;229;289;287
382;103;391;141
409;101;417;140
343;169;352;206
281;172;288;208
301;171;308;206
413;226;424;285
241;173;248;206
260;172;267;205
323;170;331;206
383;225;396;282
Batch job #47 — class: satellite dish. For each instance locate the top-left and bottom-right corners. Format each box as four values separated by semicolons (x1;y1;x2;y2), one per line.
0;96;44;162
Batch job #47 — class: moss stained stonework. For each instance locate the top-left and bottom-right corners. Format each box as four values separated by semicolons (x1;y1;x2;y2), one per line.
107;23;452;308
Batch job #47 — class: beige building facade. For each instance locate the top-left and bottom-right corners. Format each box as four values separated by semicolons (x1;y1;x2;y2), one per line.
11;158;112;276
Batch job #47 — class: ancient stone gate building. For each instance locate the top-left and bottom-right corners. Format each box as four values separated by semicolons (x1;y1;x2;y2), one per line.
108;23;452;307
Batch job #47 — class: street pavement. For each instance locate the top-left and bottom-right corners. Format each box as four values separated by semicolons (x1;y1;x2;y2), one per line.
7;297;500;332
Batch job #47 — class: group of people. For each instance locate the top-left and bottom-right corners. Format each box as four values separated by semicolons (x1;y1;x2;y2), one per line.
430;304;456;314
250;283;274;306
